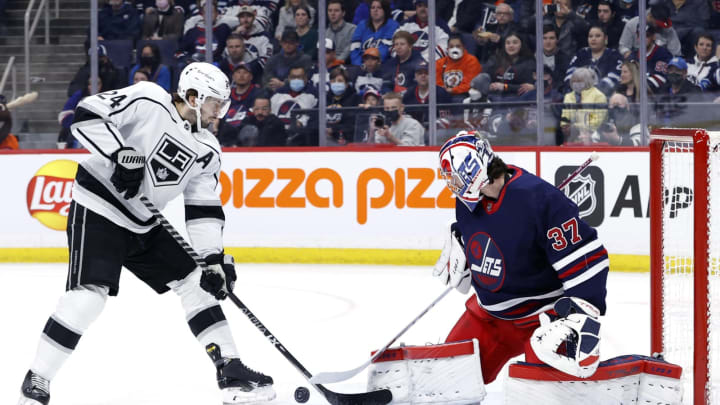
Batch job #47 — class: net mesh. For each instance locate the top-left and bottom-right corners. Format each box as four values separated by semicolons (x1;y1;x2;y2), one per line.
660;133;720;404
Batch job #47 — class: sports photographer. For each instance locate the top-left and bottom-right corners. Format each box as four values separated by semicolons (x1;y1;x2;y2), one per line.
372;92;425;146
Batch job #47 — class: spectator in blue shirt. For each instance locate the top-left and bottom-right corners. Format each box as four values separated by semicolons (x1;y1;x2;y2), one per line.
350;0;400;65
128;43;172;91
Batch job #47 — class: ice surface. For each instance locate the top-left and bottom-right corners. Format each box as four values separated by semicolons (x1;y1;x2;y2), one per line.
0;264;649;405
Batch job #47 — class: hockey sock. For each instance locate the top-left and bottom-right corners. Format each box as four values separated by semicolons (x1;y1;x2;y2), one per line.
30;285;108;380
171;269;239;359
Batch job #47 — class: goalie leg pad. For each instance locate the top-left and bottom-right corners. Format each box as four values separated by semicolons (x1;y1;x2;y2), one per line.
505;354;683;405
368;340;485;404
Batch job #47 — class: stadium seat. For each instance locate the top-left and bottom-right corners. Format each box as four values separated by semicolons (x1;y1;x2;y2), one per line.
99;40;133;70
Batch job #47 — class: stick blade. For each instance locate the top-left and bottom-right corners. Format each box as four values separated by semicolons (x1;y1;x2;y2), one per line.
320;386;392;405
310;367;365;384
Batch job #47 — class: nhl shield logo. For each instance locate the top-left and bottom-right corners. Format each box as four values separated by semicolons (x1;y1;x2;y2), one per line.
148;133;197;187
555;166;604;227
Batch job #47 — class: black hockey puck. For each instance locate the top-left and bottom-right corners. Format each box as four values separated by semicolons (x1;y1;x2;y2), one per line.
294;386;310;403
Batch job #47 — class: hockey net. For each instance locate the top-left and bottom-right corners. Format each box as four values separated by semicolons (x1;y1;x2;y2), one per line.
650;128;720;405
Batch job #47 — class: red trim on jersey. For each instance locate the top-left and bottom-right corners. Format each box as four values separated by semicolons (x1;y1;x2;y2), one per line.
558;248;608;279
480;165;523;214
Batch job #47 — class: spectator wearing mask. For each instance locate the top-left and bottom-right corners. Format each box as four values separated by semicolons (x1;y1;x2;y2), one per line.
218;33;262;82
403;61;453;125
643;24;674;92
689;33;719;89
595;93;647;146
564;24;623;96
129;43;171;91
668;0;709;59
594;1;623;49
219;96;288;146
294;6;318;60
224;63;262;128
562;67;608;135
381;30;424;93
542;25;572;91
481;32;536;101
67;45;125;97
435;33;482;97
348;47;387;95
656;56;702;97
543;0;590;57
373;92;425;145
270;65;319;145
97;0;141;41
309;39;346;90
619;4;682;58
263;29;313;91
178;0;232;62
275;0;315;40
326;0;356;62
397;0;450;62
519;65;563;103
350;0;400;65
232;7;273;75
142;0;185;41
326;68;360;145
472;3;519;64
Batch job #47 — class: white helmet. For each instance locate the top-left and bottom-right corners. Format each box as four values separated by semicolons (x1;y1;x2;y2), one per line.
438;131;495;211
177;62;231;125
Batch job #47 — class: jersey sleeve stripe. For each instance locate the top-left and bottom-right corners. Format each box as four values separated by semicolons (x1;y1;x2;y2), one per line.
104;122;124;148
73;128;112;160
557;248;608;280
551;239;602;270
562;258;609;291
185;204;225;221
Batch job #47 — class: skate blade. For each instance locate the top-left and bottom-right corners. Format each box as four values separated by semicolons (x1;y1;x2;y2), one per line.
222;385;276;404
17;397;45;405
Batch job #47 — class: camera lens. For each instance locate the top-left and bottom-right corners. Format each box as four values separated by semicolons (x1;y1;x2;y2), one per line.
374;115;384;127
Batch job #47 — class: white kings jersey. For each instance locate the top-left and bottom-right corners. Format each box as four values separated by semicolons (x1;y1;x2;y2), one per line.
69;81;224;257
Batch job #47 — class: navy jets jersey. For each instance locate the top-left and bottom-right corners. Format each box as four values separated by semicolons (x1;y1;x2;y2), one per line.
455;166;609;320
69;81;225;257
565;47;622;95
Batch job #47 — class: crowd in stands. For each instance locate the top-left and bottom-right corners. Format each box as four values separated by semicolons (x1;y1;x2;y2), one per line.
55;0;720;148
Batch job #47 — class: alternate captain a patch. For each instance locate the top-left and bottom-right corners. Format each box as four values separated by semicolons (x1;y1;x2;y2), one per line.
467;231;506;292
148;133;197;186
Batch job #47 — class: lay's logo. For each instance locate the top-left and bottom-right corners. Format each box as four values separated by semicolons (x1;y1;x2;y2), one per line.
26;160;78;231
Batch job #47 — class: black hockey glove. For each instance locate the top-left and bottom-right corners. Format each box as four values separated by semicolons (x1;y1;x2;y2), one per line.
110;147;145;199
201;253;237;300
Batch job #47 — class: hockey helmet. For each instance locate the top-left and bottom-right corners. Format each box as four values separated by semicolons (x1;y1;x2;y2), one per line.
177;62;231;123
438;131;495;211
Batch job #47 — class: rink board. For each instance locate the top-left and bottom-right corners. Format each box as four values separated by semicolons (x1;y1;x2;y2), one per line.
0;147;651;269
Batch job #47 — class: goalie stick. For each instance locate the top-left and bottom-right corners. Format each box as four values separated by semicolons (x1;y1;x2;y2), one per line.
310;151;602;385
137;195;392;405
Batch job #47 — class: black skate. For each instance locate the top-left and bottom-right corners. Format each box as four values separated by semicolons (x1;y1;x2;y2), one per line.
18;370;50;405
206;343;276;404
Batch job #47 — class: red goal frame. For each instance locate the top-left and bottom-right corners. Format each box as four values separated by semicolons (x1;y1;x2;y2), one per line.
650;128;711;405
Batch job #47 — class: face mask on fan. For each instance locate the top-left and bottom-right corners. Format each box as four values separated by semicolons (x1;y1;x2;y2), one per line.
448;47;463;60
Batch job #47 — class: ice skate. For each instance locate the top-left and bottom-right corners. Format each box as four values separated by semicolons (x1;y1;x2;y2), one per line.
18;370;50;405
207;344;276;404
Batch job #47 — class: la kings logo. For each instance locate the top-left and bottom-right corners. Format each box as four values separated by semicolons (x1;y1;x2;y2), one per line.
555;166;604;227
148;133;197;187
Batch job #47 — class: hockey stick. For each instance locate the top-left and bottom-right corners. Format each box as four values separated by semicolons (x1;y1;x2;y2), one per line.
137;195;392;405
310;151;602;385
6;91;38;110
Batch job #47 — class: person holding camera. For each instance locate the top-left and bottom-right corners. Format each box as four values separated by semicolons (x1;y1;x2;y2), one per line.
594;93;647;146
373;92;425;145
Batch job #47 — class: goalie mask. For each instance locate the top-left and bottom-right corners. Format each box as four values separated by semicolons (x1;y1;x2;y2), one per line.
177;62;231;128
438;131;495;211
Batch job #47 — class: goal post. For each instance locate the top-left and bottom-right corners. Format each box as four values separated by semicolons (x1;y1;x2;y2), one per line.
649;128;719;405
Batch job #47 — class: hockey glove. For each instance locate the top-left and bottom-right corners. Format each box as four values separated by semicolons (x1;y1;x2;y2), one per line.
432;222;471;294
530;297;601;378
110;147;145;199
200;253;237;300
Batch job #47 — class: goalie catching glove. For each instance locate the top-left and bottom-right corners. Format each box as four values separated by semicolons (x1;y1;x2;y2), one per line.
432;222;471;293
530;297;601;378
110;147;145;199
201;253;237;300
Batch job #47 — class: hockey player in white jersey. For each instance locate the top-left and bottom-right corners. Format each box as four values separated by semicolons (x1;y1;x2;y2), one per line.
17;62;275;405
